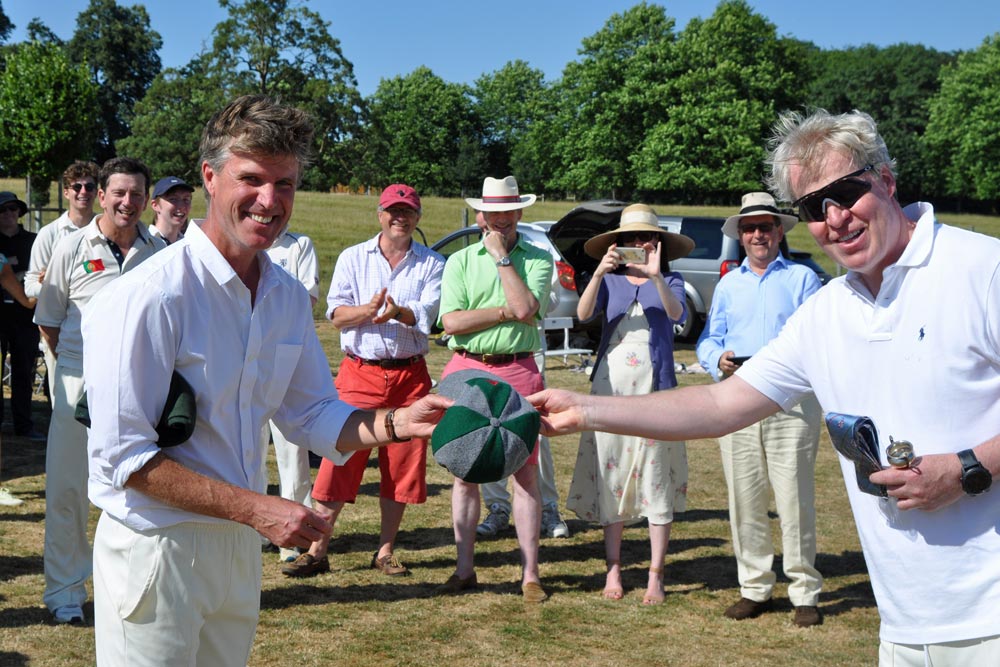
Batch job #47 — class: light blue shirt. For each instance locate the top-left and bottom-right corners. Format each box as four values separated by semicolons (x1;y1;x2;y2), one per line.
696;253;821;382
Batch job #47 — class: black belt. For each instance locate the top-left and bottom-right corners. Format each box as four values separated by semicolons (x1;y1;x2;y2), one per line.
457;350;533;366
346;353;424;369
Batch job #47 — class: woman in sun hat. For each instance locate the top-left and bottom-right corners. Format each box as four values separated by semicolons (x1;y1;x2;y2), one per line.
568;203;693;605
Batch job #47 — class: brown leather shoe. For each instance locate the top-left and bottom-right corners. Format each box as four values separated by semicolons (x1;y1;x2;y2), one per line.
723;597;772;620
522;581;548;603
371;552;410;576
437;572;478;595
793;605;823;627
280;553;329;578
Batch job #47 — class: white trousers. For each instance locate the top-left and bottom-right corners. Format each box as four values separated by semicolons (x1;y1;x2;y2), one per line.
268;421;312;507
880;634;1000;666
718;395;822;606
43;362;91;611
94;512;262;667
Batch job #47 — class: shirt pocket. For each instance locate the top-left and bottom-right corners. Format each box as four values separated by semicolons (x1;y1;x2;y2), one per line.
262;343;303;409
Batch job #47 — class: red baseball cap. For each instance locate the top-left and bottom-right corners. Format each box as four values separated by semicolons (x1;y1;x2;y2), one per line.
379;184;420;211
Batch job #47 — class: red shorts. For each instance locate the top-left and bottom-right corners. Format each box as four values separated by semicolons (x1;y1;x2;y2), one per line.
311;356;431;505
441;352;544;467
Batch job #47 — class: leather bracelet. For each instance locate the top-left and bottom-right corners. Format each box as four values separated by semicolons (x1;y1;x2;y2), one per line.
384;408;409;443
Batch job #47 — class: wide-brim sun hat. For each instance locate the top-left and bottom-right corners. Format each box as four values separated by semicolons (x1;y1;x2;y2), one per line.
464;176;536;212
721;192;798;240
583;203;695;262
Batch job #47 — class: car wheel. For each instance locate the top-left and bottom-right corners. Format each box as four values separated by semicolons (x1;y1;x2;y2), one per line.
673;296;702;343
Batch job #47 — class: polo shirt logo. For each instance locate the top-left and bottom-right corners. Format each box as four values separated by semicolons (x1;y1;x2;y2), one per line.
82;258;106;273
919;327;925;341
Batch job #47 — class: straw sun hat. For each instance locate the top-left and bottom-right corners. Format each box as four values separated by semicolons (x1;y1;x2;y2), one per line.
583;203;694;261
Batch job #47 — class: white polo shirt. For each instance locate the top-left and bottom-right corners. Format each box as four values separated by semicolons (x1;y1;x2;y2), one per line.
24;211;85;299
33;217;165;369
82;221;355;531
738;203;1000;644
265;228;320;301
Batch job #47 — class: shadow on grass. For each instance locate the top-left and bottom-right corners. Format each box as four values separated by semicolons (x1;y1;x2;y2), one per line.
0;652;28;666
0;554;44;582
0;601;93;629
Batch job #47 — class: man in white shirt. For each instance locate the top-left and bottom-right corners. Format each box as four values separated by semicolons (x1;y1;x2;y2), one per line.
33;157;165;625
82;95;450;667
148;176;194;244
264;224;321;562
25;160;100;402
532;109;1000;665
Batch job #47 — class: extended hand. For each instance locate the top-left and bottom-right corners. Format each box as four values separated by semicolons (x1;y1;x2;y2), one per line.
527;388;589;436
869;452;964;511
398;394;455;439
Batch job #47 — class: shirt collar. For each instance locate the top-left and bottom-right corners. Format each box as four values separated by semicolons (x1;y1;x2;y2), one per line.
186;220;281;297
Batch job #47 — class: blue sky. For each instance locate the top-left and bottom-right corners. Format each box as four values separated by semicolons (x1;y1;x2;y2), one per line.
6;0;999;97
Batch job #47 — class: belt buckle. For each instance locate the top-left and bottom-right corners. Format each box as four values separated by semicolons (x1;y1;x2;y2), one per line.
480;353;498;365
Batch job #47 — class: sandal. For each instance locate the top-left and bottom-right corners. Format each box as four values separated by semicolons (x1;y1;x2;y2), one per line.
603;559;624;600
643;566;665;605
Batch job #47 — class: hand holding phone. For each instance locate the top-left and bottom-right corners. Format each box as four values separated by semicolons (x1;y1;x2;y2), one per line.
730;355;751;367
616;247;647;264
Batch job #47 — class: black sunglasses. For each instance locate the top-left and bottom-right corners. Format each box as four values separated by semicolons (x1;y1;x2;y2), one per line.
618;231;657;243
738;222;776;235
793;165;874;222
70;182;97;193
0;204;21;214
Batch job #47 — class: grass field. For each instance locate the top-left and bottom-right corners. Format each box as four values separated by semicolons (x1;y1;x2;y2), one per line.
2;179;997;666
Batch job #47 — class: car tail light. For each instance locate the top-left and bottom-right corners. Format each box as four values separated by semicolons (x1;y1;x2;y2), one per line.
556;261;577;291
720;260;739;277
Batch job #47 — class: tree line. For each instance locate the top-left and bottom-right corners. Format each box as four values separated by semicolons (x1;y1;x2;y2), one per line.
1;0;998;212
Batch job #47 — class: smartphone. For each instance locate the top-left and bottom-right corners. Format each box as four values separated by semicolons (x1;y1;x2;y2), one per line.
616;247;647;264
730;355;751;367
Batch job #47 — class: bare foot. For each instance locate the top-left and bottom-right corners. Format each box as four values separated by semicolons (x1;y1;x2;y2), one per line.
603;560;624;600
643;567;664;605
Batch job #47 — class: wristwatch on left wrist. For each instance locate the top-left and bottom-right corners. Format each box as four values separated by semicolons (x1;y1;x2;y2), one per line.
958;449;992;496
496;256;511;267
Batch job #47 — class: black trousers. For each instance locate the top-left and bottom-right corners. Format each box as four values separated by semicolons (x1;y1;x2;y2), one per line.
0;307;40;434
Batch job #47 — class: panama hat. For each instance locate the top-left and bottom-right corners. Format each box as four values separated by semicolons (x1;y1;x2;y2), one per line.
583;203;695;261
464;176;536;212
721;192;798;240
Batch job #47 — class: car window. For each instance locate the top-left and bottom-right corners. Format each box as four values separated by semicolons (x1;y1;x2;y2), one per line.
678;218;724;260
434;229;478;260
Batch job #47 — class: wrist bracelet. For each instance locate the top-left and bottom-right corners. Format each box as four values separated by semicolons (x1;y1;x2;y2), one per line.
384;408;409;443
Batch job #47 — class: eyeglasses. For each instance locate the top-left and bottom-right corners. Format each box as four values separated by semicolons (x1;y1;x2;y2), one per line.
0;204;21;214
738;222;776;235
618;232;657;243
69;182;97;193
382;206;418;218
793;165;874;222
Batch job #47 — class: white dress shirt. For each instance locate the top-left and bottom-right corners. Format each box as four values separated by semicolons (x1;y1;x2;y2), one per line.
83;221;356;531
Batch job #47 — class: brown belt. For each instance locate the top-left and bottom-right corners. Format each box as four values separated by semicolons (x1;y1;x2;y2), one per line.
346;353;424;369
457;350;533;366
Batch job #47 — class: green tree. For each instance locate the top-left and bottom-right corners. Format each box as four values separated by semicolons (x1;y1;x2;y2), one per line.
69;0;162;163
0;41;98;204
0;2;12;44
633;0;799;203
364;67;480;196
117;56;220;183
473;60;549;178
808;43;953;202
924;34;1000;206
206;0;364;190
551;2;680;199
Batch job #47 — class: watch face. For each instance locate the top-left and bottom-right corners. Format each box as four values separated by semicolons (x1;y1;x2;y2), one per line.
963;468;992;495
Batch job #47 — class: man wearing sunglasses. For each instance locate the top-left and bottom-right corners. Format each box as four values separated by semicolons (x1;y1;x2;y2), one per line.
696;192;823;627
25;161;100;402
531;108;1000;663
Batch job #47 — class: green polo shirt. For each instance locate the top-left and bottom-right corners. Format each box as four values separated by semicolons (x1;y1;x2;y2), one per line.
438;235;553;355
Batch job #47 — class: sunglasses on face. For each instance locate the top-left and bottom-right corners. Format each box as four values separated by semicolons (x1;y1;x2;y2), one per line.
69;182;97;193
618;232;657;243
793;165;874;222
0;204;21;214
738;222;776;235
